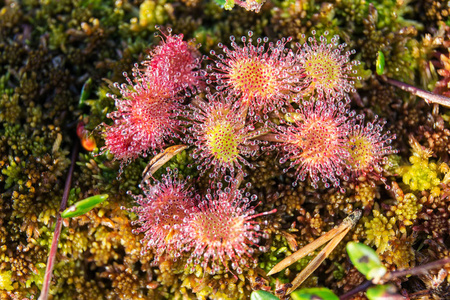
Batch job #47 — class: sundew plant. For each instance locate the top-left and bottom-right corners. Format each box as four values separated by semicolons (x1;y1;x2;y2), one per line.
3;1;450;299
99;28;397;295
103;30;386;183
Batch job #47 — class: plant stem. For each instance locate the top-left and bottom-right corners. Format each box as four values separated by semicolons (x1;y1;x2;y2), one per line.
386;257;450;280
339;280;372;300
338;257;450;300
38;142;79;300
382;76;450;108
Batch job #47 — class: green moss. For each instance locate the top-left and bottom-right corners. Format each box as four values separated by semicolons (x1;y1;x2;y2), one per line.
397;140;448;194
1;0;449;298
137;0;169;29
364;210;396;254
0;270;14;291
25;263;46;289
259;233;316;281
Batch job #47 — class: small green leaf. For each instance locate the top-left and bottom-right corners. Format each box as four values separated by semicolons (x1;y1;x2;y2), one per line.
291;288;339;300
213;0;227;5
223;0;235;10
346;242;387;281
78;78;92;108
250;290;280;300
61;194;108;218
376;51;385;75
366;284;403;300
275;246;288;255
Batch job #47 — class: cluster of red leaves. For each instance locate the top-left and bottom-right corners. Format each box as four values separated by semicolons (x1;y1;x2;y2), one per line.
205;31;396;188
129;173;274;277
101;28;398;275
433;24;450;97
102;29;396;187
434;51;450;97
101;30;203;164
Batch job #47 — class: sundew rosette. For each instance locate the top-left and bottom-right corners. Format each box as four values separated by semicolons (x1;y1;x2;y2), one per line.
184;94;262;178
127;173;195;260
143;27;204;96
101;66;183;165
295;31;360;101
208;31;300;118
182;185;276;277
345;115;397;182
275;100;352;190
101;28;203;166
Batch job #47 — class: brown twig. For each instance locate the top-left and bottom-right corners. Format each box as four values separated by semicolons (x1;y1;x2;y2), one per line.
381;76;450;108
385;257;450;281
38;142;79;300
338;257;450;300
339;280;373;300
